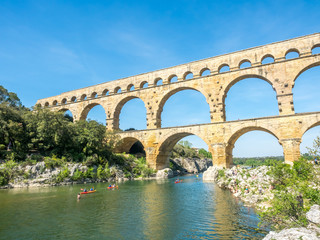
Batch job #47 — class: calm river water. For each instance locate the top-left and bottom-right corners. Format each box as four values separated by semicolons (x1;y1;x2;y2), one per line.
0;175;268;239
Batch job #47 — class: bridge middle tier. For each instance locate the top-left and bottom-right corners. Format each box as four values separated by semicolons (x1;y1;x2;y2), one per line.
116;112;320;169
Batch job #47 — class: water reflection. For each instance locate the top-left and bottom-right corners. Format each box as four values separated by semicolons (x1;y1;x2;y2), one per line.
0;176;267;239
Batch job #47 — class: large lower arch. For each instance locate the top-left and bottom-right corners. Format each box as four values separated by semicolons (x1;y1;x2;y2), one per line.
115;136;146;154
155;87;210;128
155;132;211;170
79;103;107;123
292;63;320;113
58;108;74;122
226;126;281;166
223;74;278;121
113;96;147;130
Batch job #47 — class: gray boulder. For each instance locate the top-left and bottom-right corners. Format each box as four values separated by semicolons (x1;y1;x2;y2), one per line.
203;166;222;181
156;168;173;179
306;205;320;224
263;227;320;240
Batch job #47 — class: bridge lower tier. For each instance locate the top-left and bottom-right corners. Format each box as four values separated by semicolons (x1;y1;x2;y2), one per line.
116;112;320;170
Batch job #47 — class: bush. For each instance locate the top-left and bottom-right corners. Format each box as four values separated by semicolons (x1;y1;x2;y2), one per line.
56;167;70;183
71;169;83;181
44;155;65;169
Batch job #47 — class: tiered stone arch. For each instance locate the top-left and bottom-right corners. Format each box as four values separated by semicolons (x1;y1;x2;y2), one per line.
155;131;211;170
155;86;211;128
79;102;107;123
221;74;278;121
225;125;280;166
115;136;146;154
111;95;147;130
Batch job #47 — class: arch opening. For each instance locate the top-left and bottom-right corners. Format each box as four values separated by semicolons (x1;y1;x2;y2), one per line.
91;92;98;99
115;87;122;94
200;68;210;76
228;129;283;166
71;96;77;102
44;102;49;107
312;45;320;55
80;103;107;125
301;125;320;157
160;88;211;128
169;75;178;83
116;97;147;130
102;89;109;96
53;100;58;106
157;133;211;170
127;84;135;91
140;81;148;89
224;76;278;121
261;55;275;64
61;98;67;105
155;78;163;86
60;109;74;122
285;49;300;59
184;72;193;80
81;94;87;101
293;65;320;113
239;60;251;69
116;137;146;157
219;64;230;73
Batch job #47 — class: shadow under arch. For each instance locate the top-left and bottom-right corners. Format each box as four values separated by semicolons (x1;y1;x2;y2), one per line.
155;87;210;128
115;136;146;154
226;126;280;166
223;74;277;121
156;132;211;170
79;103;107;123
113;95;147;130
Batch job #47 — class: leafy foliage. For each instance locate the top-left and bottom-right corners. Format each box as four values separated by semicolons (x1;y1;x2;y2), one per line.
260;158;320;229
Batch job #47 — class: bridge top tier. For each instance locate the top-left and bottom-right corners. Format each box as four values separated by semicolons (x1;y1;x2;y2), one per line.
36;33;320;107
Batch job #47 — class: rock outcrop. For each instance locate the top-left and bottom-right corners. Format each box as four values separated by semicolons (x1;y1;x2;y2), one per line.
263;226;320;240
156;168;173;179
202;166;221;181
170;158;212;174
263;205;320;239
306;205;320;224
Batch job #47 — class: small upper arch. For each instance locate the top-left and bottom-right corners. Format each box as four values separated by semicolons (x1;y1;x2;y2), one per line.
102;89;109;96
127;84;135;91
183;71;193;80
239;59;252;69
285;48;300;59
61;98;67;105
312;44;320;54
114;87;122;94
168;74;178;83
44;102;49;107
71;96;77;102
200;68;210;76
53;100;58;106
218;64;230;73
154;77;163;86
80;94;87;101
91;92;98;99
261;54;275;64
140;81;148;89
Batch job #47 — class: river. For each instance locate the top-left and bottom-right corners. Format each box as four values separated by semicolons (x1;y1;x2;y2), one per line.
0;174;268;239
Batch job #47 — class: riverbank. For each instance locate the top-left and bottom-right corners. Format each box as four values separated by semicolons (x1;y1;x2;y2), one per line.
0;156;212;189
203;162;320;239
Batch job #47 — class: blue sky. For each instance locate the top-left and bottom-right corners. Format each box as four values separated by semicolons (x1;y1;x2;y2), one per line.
1;0;320;157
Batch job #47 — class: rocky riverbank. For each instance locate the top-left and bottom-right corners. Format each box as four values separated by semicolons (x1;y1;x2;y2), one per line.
0;157;212;189
203;165;320;239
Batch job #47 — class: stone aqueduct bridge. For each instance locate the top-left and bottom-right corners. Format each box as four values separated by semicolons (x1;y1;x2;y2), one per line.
36;33;320;169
